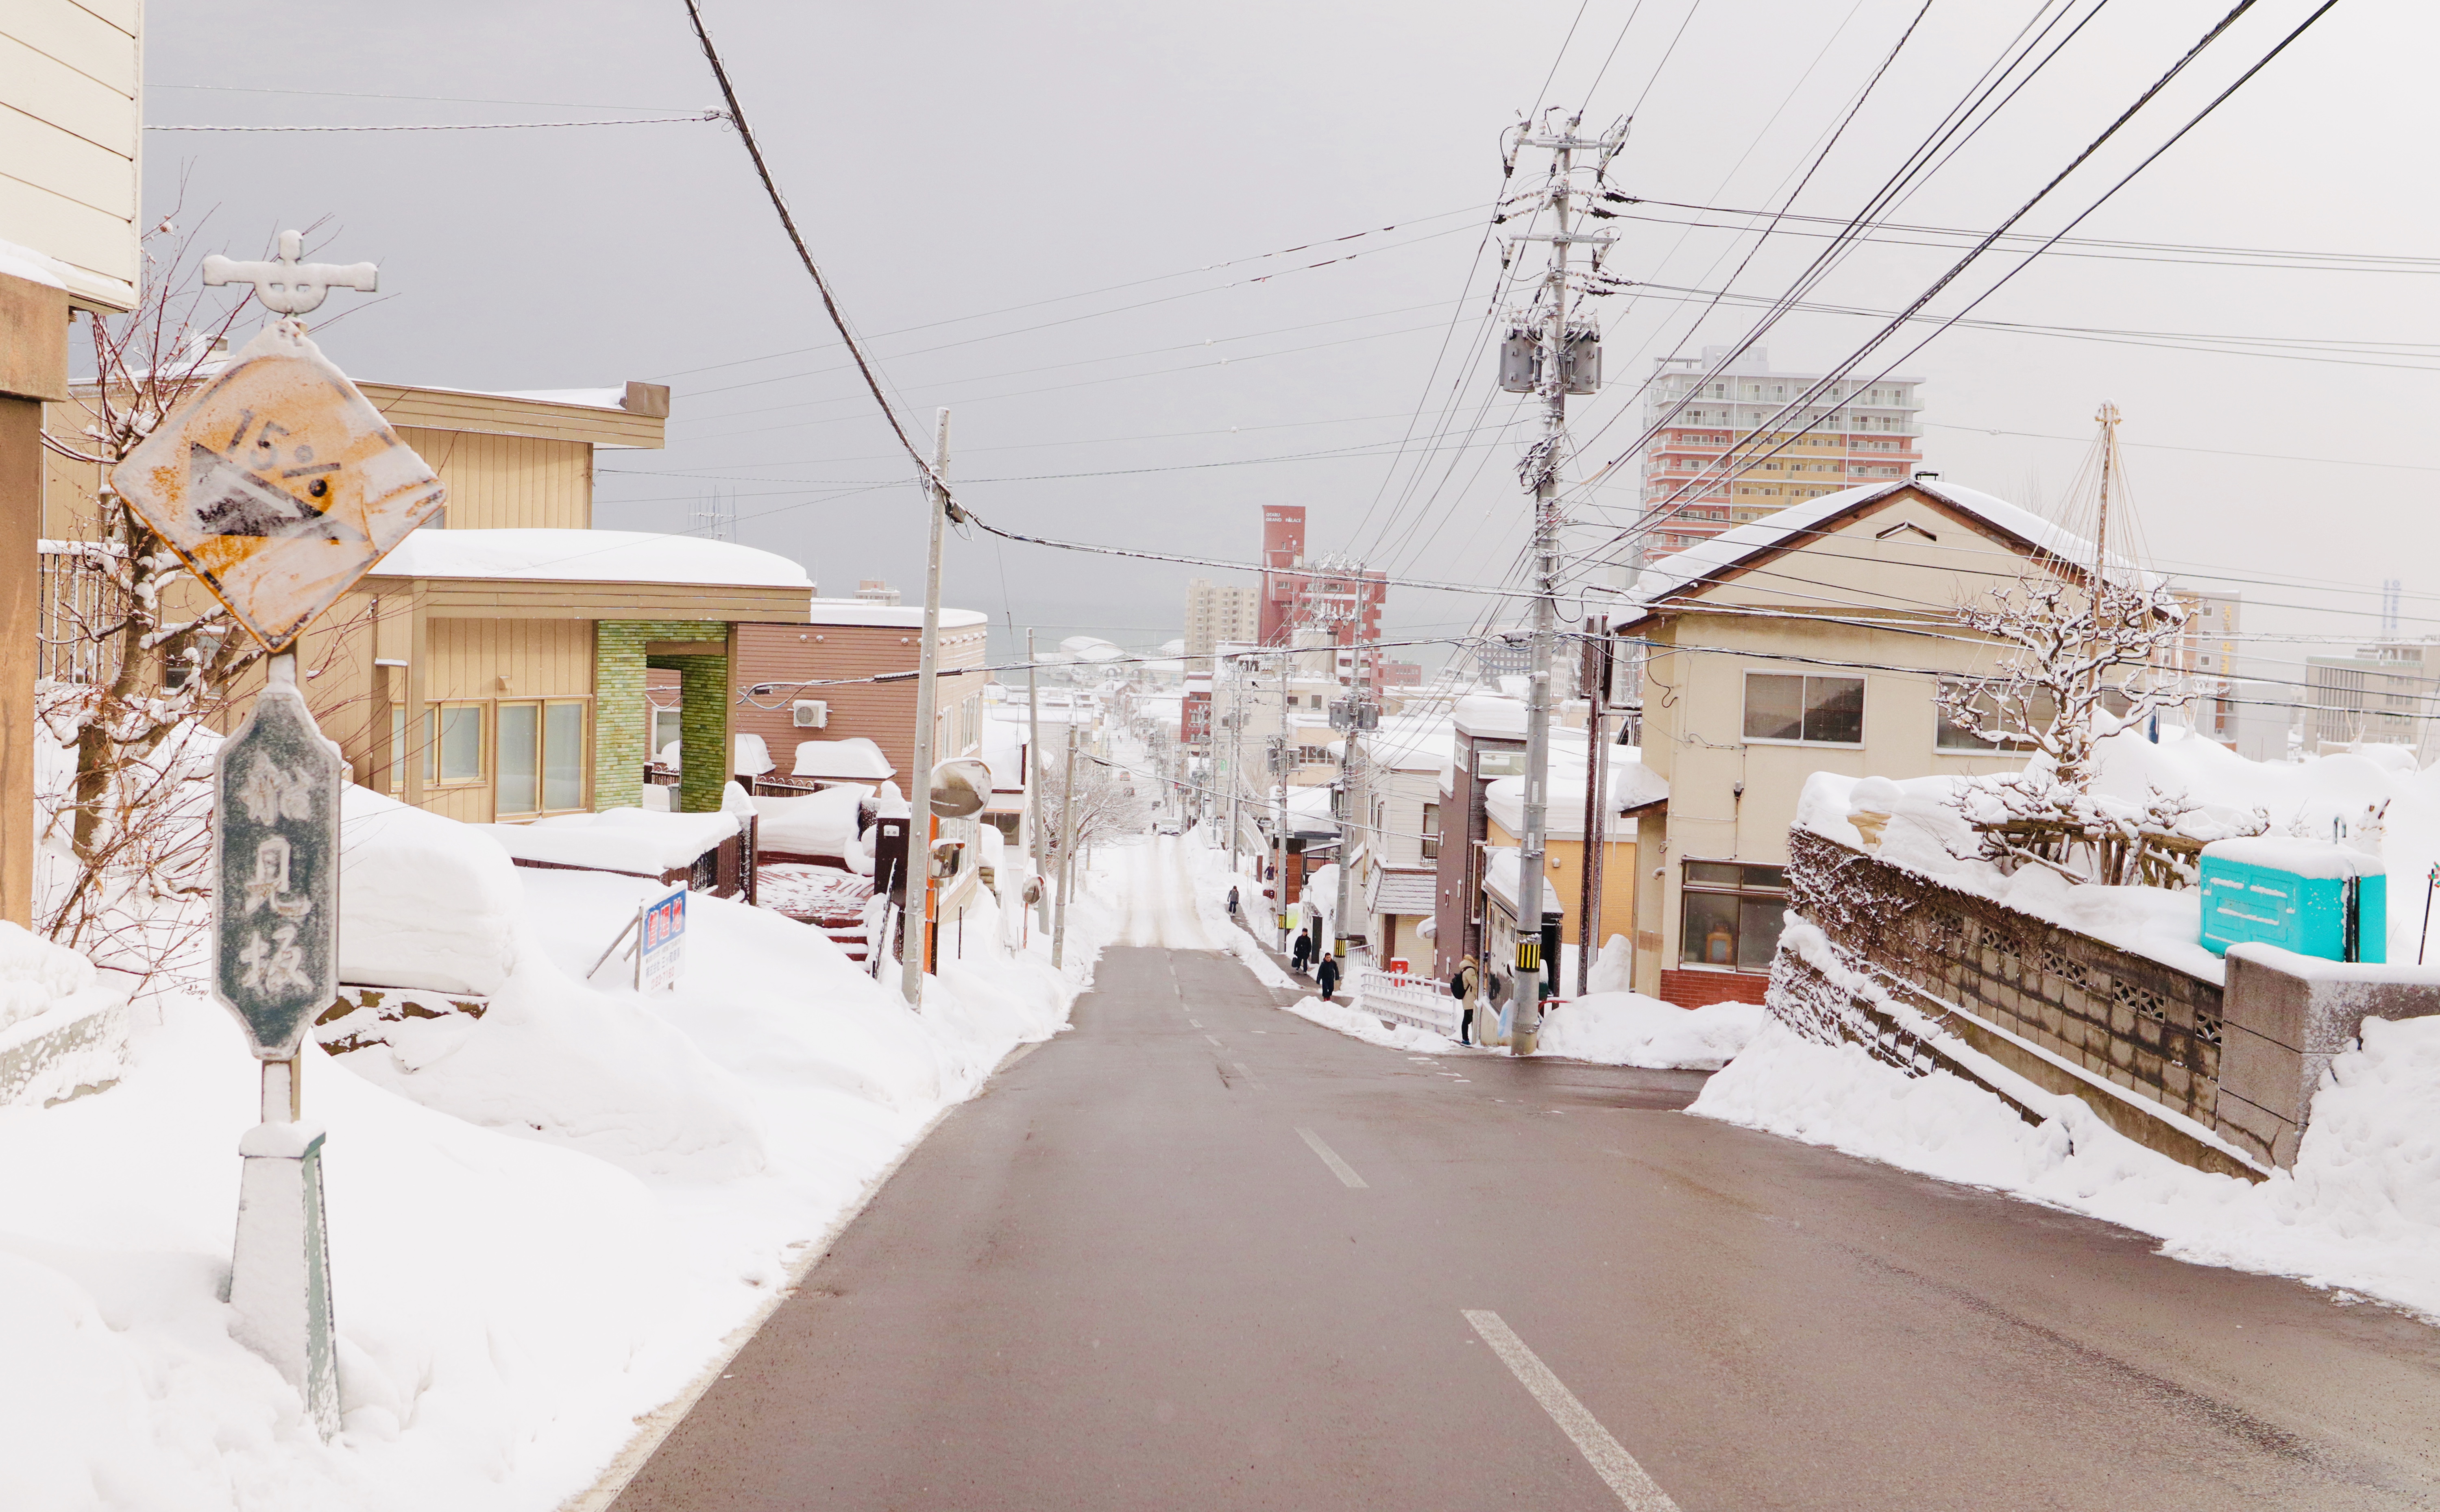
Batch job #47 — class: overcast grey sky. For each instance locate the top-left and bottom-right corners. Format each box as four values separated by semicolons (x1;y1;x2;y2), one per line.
144;0;2435;677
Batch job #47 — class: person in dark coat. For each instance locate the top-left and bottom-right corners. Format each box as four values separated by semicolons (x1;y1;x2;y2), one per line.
1316;953;1340;1002
1227;885;1240;919
1291;930;1312;972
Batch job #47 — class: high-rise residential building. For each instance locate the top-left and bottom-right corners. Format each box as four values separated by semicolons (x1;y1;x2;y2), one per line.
1184;577;1259;668
1632;347;1924;566
1256;504;1385;687
2177;593;2242;747
2305;640;2437;757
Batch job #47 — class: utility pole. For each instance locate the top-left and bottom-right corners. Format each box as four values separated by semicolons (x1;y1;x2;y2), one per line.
1053;722;1079;969
1273;654;1292;954
1578;617;1612;996
1225;657;1242;881
1330;693;1370;974
902;408;951;1008
1502;112;1625;1055
1027;628;1050;934
2090;399;2121;708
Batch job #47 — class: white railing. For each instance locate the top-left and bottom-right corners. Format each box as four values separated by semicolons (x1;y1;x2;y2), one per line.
1353;965;1459;1037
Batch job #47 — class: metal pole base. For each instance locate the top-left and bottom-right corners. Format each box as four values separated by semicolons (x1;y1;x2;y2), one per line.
230;1119;340;1437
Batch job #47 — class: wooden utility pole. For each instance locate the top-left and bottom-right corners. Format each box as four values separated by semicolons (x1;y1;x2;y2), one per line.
902;408;950;1008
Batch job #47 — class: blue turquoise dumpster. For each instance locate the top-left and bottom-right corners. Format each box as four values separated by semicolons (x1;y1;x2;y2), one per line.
2197;837;2384;963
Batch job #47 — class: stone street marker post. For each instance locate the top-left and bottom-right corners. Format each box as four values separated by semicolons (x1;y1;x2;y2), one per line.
111;233;443;1436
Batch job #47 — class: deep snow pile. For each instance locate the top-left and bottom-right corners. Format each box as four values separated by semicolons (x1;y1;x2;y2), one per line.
1536;993;1765;1070
1694;1013;2440;1320
1795;725;2440;976
1183;840;1297;989
0;796;1118;1512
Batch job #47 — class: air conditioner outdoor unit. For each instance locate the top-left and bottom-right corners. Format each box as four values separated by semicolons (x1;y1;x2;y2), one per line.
792;699;829;729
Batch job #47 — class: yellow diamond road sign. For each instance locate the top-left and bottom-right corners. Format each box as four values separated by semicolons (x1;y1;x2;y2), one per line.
113;324;446;652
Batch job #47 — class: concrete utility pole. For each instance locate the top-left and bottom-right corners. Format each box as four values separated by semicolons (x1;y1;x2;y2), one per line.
1331;695;1365;974
902;408;951;1008
1273;656;1292;953
1053;722;1079;969
1027;629;1050;933
1503;112;1624;1055
1578;617;1610;996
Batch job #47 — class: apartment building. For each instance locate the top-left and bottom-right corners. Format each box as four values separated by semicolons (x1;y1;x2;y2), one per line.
2305;641;2437;756
1184;576;1259;668
1634;346;1923;568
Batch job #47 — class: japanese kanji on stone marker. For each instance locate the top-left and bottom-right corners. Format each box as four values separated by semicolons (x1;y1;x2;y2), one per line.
106;231;441;1439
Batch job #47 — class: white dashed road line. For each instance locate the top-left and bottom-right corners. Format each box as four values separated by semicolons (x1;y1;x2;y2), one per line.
1295;1127;1368;1188
1463;1310;1679;1510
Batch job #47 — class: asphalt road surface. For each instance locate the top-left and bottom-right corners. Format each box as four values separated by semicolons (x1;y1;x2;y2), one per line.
608;931;2440;1508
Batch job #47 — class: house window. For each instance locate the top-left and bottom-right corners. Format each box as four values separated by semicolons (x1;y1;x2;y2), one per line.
651;706;682;760
497;701;589;815
1743;673;1864;745
1680;861;1788;971
425;704;484;785
1422;801;1440;861
1936;678;2053;751
1476;749;1527;778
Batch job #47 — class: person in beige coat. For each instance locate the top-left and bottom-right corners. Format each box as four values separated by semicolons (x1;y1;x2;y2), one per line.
1451;954;1481;1046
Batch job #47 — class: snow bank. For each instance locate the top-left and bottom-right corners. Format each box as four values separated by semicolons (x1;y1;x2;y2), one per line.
0;921;100;1034
1535;993;1765;1070
339;789;522;994
1;795;1097;1512
1694;1013;2440;1320
1285;994;1462;1053
754;787;867;866
1184;841;1296;989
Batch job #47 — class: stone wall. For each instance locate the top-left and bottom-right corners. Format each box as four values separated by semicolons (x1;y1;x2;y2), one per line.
1780;827;2440;1175
1787;828;2223;1124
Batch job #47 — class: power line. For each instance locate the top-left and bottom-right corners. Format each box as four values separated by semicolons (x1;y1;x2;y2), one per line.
148;113;725;132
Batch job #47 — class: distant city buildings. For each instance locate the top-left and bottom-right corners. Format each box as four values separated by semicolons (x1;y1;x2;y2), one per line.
1377;660;1423;688
1634;346;1923;567
854;578;902;606
2305;640;2438;757
1257;505;1385;688
1184;577;1259;669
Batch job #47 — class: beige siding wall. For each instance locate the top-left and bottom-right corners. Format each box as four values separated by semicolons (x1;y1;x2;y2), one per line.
395;427;591;531
0;0;140;309
422;617;593;699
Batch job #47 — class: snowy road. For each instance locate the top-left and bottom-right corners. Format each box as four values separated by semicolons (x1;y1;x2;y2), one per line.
606;930;2440;1507
1110;835;1218;950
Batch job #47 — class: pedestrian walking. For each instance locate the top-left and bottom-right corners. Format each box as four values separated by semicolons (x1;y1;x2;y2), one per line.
1316;953;1340;1002
1449;954;1480;1045
1227;885;1240;919
1291;930;1312;973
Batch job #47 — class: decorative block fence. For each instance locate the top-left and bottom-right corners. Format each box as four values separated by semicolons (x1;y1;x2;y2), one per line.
1774;827;2440;1176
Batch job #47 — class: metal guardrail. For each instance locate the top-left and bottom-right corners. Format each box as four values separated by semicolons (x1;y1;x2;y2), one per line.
1353;966;1459;1037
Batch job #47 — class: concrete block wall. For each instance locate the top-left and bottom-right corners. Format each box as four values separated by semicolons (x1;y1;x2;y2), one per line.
2216;945;2440;1168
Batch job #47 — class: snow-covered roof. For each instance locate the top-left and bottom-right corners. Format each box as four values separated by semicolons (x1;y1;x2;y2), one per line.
1482;847;1565;920
806;599;989;630
488;387;630;410
793;737;896;780
1484;756;1667;838
1454;694;1528;739
375;528;812;588
1621;477;2158;619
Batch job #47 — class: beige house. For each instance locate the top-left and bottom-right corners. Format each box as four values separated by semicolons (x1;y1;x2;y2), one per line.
2;0;143;924
42;378;817;823
1617;478;2113;1007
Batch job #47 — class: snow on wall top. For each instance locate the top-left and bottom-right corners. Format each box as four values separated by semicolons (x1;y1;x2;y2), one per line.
488;388;629;410
1619;477;2161;619
0;919;101;1034
793;737;896;780
474;809;742;875
375;528;812;588
2201;836;2383;880
806;599;991;630
1482;847;1566;920
1484;756;1667;838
